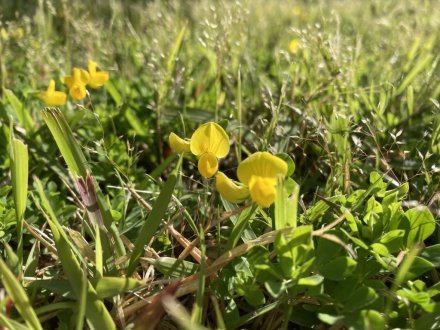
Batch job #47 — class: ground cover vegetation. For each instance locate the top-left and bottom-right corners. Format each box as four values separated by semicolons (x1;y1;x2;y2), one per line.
0;0;439;329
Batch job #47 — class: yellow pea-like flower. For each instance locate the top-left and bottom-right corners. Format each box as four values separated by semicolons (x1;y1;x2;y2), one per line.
63;68;90;100
238;152;287;207
87;60;109;88
169;132;191;153
215;172;250;203
38;79;67;106
216;151;287;207
190;122;230;178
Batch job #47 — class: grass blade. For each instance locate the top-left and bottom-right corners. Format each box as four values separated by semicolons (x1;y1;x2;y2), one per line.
0;313;29;330
126;157;182;276
191;226;206;323
41;108;89;178
226;204;258;250
4;89;32;132
0;257;42;330
10;137;28;268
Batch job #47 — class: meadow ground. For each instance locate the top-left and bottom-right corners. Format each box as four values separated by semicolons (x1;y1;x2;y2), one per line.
0;0;439;329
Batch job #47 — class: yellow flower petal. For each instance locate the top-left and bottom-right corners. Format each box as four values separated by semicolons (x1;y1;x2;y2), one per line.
88;60;97;74
77;68;90;85
190;122;230;158
69;83;87;100
38;80;67;106
215;172;250;203
237;152;288;186
88;60;109;88
47;79;56;92
63;68;89;100
198;152;218;178
248;175;277;208
62;75;73;87
38;91;67;106
169;132;190;153
89;71;109;88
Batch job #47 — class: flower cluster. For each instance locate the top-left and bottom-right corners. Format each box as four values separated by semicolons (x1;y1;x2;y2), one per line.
169;122;288;208
38;60;109;106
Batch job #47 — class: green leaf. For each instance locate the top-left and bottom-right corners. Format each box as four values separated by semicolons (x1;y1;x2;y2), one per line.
4;89;32;131
92;277;143;298
343;286;378;313
414;303;440;330
276;153;295;176
105;80;123;106
403;256;434;281
402;207;436;247
369;172;387;197
344;309;385;330
315;233;343;264
243;285;266;306
420;244;440;267
146;257;199;277
396;288;431;309
0;257;42;330
318;313;343;325
320;256;357;281
265;280;286;298
370;243;390;257
378;229;404;253
224;299;239;328
298;274;324;287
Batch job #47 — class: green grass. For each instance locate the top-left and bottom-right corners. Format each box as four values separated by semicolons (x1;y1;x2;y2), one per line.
0;0;439;329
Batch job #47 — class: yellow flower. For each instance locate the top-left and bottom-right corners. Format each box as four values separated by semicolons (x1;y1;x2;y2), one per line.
190;122;230;178
63;68;89;100
215;172;249;203
216;152;288;207
169;132;191;153
38;79;67;106
169;122;229;178
288;39;300;54
87;60;109;88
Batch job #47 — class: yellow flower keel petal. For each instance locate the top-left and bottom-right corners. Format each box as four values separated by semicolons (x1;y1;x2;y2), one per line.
70;84;87;100
198;152;218;178
215;172;249;203
248;175;277;208
169;132;190;153
63;68;89;101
